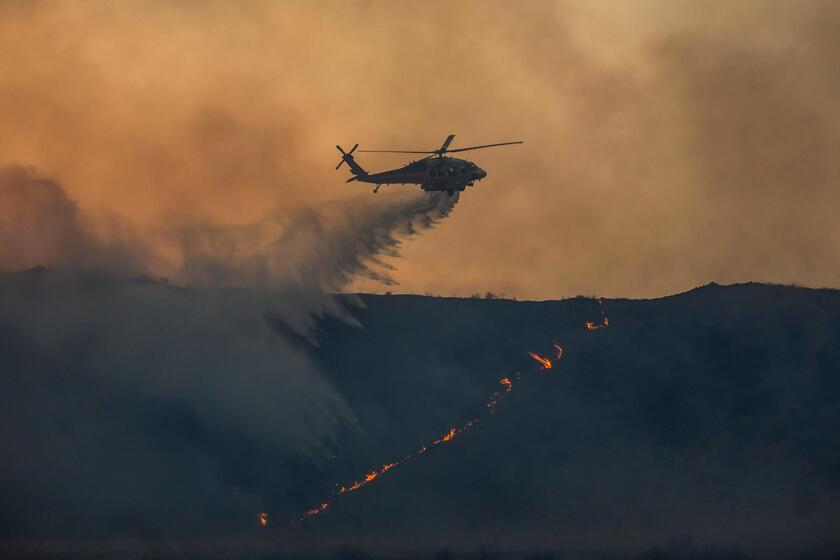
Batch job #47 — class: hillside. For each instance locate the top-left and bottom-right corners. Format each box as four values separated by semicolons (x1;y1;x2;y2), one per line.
1;271;839;558
303;284;840;555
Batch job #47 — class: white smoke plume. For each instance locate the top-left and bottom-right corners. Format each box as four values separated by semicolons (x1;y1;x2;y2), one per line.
0;165;460;535
0;165;459;337
0;165;459;292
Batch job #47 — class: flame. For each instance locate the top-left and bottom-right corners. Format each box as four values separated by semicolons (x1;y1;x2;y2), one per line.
332;422;478;500
304;503;328;517
432;427;457;445
586;298;610;330
258;512;268;526
296;336;585;522
336;461;404;495
528;352;552;369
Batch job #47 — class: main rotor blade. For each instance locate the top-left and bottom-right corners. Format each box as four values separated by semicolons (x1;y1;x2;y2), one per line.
357;149;437;154
438;134;455;153
446;141;523;153
356;139;523;155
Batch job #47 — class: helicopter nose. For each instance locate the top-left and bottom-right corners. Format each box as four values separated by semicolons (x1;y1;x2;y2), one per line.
472;169;487;180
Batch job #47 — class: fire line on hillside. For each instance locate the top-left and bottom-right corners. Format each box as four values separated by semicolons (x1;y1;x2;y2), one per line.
274;300;611;524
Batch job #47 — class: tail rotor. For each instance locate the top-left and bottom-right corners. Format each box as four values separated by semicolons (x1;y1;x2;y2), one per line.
335;143;368;178
336;144;359;169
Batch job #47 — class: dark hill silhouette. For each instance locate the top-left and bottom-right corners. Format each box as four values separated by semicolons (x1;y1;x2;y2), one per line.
304;284;840;556
1;271;838;558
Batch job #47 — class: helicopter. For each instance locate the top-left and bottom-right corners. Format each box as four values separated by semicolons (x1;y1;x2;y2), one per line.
335;134;522;194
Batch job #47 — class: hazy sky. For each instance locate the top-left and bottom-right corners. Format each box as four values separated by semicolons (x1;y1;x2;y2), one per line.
1;0;838;299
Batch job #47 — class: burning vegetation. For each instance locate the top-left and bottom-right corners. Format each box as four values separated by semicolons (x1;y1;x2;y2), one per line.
585;298;610;331
528;352;552;369
281;300;610;523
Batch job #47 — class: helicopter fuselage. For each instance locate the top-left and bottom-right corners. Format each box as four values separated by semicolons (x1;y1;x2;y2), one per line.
336;135;519;194
355;157;486;193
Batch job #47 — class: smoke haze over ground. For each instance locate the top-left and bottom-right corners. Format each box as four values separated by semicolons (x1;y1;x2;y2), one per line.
0;165;458;540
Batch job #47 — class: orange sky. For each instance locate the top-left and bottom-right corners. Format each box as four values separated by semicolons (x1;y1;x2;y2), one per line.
1;0;838;299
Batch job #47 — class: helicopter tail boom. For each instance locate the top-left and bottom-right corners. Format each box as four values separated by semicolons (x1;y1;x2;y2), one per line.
336;144;368;177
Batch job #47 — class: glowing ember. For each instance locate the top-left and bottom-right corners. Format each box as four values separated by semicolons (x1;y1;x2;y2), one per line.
486;377;515;413
304;503;328;517
258;512;268;526
553;344;564;359
529;352;552;369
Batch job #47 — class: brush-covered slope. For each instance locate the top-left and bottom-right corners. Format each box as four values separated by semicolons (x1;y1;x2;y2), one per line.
1;270;839;557
306;284;840;553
